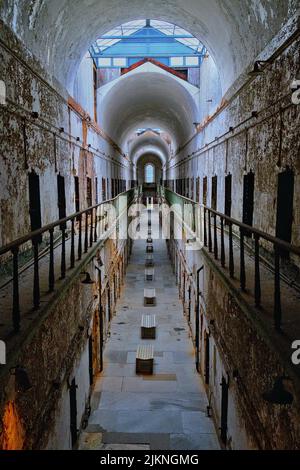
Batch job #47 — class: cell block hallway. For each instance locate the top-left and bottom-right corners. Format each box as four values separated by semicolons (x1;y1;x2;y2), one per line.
0;1;300;452
79;208;219;450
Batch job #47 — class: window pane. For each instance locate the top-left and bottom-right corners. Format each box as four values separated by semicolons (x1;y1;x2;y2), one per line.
170;57;183;66
113;58;126;66
145;164;154;183
98;58;111;66
185;56;199;66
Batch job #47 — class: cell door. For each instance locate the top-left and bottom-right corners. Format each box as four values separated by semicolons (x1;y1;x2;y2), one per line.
111;179;114;199
69;378;78;448
204;331;210;385
74;176;80;213
102;178;106;201
196;177;200;203
203;177;207;206
57;174;66;228
191;178;194;200
224;174;232;219
220;376;229;446
243;171;255;235
88;335;93;386
99;302;104;372
211;176;218;211
28;171;42;241
276;167;294;257
87;177;92;207
95;177;98;204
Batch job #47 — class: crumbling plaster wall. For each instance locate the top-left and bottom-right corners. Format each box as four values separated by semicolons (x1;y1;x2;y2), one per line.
0;234;129;449
170;227;300;449
0;20;130;249
169;18;300;251
1;0;299;95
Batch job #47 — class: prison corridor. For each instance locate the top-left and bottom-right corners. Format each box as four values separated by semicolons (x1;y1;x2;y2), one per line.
79;208;220;450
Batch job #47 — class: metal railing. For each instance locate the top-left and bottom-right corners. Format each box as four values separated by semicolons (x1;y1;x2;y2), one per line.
0;188;139;333
163;187;300;331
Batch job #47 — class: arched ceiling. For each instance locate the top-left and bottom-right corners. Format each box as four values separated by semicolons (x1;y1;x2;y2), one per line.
130;132;170;166
136;153;163;169
100;71;198;150
1;1;298;94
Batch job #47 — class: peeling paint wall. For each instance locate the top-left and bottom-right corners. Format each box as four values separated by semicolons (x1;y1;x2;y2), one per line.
0;19;130;249
169;18;300;258
0;234;131;449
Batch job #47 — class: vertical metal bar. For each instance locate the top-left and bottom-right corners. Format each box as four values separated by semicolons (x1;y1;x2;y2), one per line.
204;207;207;247
61;227;66;279
229;222;234;278
90;209;93;248
274;246;282;330
33;239;40;310
49;229;55;292
254;235;261;308
214;214;218;259
78;214;82;260
240;228;246;291
70;219;75;268
221;217;225;267
84;211;88;253
208;210;212;252
12;247;20;332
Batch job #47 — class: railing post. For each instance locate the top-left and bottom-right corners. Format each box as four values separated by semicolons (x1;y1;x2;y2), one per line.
61;227;66;279
12;247;20;332
240;228;246;291
70;219;75;268
214;214;218;260
229;222;234;278
220;217;225;267
78;214;82;260
33;239;40;310
49;228;55;292
254;235;261;308
274;246;282;331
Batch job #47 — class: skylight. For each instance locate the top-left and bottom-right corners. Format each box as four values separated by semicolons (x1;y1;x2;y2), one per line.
93;19;203;54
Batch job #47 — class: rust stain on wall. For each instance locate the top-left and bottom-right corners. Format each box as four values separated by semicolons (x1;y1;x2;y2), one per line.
1;401;25;450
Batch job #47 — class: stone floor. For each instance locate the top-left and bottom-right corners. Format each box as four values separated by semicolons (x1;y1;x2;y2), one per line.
79;209;220;450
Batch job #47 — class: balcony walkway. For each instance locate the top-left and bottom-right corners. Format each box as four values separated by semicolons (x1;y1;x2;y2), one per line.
79;209;219;451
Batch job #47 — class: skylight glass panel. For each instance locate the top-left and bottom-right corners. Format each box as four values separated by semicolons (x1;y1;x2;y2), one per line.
90;19;205;66
170;57;184;66
98;58;111;66
186;56;199;66
113;58;126;66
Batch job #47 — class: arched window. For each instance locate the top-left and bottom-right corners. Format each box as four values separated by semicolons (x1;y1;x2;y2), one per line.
145;164;155;183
